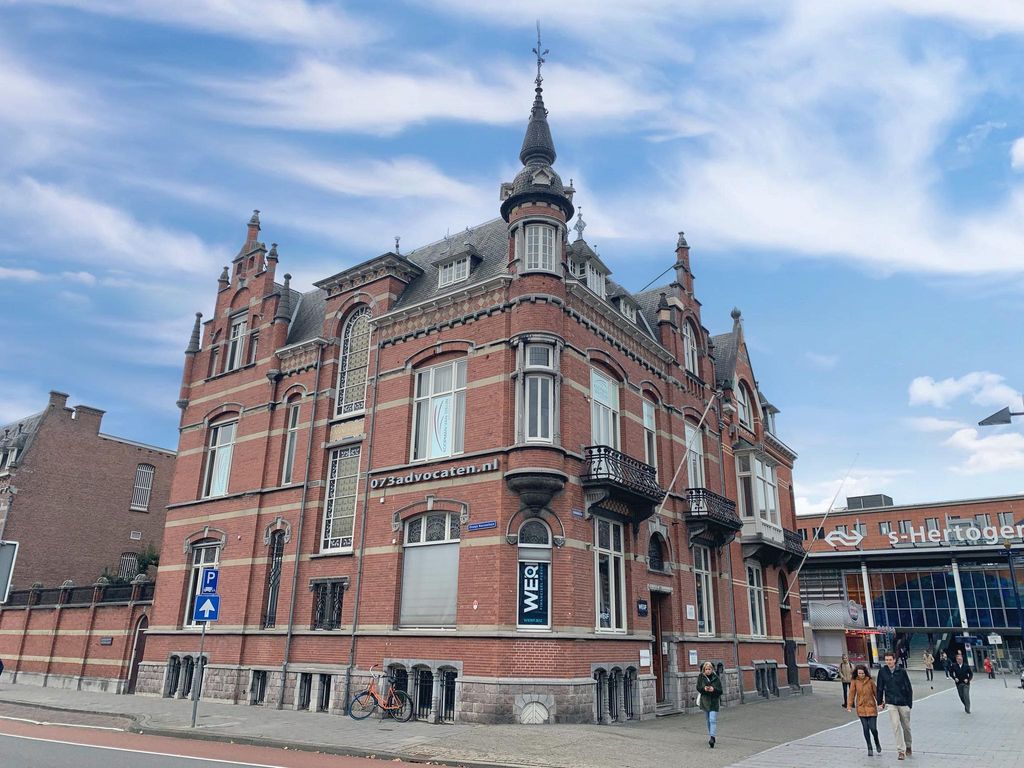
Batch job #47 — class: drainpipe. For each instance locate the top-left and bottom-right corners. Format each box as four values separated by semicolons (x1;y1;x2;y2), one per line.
276;341;325;709
716;396;745;704
342;337;384;713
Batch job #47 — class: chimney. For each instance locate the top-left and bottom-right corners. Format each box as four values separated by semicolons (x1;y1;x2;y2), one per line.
72;404;105;433
48;391;70;410
246;209;261;244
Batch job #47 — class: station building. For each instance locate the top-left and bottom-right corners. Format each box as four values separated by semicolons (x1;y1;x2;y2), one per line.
798;493;1024;671
136;63;809;723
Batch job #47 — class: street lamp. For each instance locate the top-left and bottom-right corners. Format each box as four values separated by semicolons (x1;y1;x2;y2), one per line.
978;406;1024;426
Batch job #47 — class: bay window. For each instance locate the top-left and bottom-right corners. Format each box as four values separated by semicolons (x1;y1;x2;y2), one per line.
736;453;779;524
412;359;467;461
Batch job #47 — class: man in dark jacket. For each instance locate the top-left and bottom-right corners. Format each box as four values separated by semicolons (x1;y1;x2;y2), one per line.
948;650;973;714
877;651;914;760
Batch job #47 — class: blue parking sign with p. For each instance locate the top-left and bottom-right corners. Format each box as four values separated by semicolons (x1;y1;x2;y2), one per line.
200;567;219;595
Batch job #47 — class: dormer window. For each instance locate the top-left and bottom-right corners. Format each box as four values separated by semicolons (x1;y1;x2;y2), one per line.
585;262;606;298
438;256;470;288
568;258;585;279
525;223;556;272
620;302;636;323
531;168;554;186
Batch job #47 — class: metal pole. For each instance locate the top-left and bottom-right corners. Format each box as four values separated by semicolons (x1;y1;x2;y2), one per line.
190;620;207;728
1006;546;1024;670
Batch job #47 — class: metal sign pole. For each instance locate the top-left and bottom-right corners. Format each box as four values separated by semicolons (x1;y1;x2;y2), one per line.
190;619;207;728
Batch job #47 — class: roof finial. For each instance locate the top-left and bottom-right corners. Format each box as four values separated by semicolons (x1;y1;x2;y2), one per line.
444;228;452;256
185;312;203;354
394;235;401;255
532;21;548;91
573;206;586;241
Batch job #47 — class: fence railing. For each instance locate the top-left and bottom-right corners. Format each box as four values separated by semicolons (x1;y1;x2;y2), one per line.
1;580;156;608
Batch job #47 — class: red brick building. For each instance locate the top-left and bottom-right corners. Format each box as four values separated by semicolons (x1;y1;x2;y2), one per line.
137;66;809;722
798;494;1024;669
0;390;174;593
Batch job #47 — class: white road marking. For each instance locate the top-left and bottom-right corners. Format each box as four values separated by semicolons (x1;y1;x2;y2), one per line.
0;715;123;731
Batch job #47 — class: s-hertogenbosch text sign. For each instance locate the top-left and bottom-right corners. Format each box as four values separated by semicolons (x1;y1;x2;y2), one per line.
370;458;500;490
825;521;1024;549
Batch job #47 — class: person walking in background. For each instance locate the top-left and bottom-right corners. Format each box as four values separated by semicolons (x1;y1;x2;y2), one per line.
697;661;723;749
877;651;914;760
949;650;973;714
940;650;950;678
0;656;5;685
922;650;934;686
848;665;883;756
839;654;854;708
983;656;994;679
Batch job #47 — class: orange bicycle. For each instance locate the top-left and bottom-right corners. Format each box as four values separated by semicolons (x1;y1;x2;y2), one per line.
349;665;414;721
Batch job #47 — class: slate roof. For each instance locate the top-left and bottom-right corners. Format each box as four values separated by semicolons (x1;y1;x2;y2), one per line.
285;286;326;346
0;411;44;458
634;285;670;335
709;330;739;386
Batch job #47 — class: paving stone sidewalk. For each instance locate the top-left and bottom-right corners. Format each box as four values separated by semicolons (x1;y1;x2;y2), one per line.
0;673;1002;768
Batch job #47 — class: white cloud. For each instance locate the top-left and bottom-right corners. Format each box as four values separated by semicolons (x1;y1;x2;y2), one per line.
21;0;374;47
1012;137;1024;171
794;468;913;516
903;415;968;432
60;271;97;285
805;352;839;370
945;427;1024;475
0;266;45;282
956;120;1006;155
908;371;1019;409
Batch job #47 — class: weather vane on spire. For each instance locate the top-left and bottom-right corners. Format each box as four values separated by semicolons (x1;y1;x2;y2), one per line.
532;21;548;89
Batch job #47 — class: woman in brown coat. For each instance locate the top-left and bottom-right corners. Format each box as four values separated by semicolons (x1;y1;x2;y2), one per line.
848;665;882;756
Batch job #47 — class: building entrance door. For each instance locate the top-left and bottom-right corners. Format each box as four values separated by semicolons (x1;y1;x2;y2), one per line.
127;615;148;694
650;591;666;702
778;573;800;686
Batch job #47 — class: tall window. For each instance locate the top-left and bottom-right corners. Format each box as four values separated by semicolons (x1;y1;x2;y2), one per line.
400;512;461;627
524;344;555;442
975;513;992;528
683;322;699;375
117;551;140;580
184;542;220;626
736;454;778;524
594;518;626;631
642;399;657;474
412;359;467;460
998;512;1015;528
247;330;260;365
925;517;939;533
647;533;666;571
311;580;344;630
879;521;892;535
736;383;753;429
202;420;236;498
321;446;360;552
898;519;912;534
131;463;155;511
590;369;619;449
226;314;248;371
746;563;767;637
438;257;469;287
281;400;301;485
335;308;371;417
517;520;552;629
262;531;285;629
694;544;715;636
685;423;704;488
525;223;555;271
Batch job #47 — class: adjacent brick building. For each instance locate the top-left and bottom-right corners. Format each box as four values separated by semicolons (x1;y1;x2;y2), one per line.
798;493;1024;670
0;390;174;592
137;62;809;723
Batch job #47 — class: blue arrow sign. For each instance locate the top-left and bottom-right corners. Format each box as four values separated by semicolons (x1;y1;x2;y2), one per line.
200;567;219;595
192;594;220;623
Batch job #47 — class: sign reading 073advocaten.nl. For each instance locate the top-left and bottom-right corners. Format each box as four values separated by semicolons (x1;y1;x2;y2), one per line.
518;561;549;627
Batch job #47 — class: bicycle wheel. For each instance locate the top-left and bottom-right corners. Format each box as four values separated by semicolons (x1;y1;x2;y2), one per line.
349;691;377;720
386;689;414;722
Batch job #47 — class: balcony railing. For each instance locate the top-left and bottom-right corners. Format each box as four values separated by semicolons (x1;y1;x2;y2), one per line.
783;527;805;559
684;488;742;531
582;446;665;504
743;515;784;543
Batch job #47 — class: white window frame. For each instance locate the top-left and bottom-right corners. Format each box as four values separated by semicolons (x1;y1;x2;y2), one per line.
594;518;627;632
399;511;461;628
685;422;704;489
524;344;554;443
855;522;867;536
746;563;767;637
642;399;657;475
736;382;753;429
438;256;470;287
879;521;892;535
130;463;155;511
525;223;556;272
683;322;699;375
517;519;552;630
184;543;220;626
412;359;467;461
694;544;715;636
620;302;636;322
735;453;778;523
585;262;606;298
590;369;619;449
998;511;1015;528
335;308;371;417
321;446;360;552
281;400;301;485
225;314;248;372
202;420;236;498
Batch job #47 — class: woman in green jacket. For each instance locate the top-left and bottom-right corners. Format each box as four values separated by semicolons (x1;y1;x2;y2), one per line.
697;661;723;748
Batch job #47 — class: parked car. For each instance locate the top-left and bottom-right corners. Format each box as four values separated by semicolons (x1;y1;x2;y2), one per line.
810;661;839;681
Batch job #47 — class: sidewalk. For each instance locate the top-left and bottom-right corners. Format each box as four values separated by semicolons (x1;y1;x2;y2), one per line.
0;673;996;768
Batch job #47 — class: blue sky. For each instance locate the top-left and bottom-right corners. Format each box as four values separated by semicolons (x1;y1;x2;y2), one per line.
1;1;1023;514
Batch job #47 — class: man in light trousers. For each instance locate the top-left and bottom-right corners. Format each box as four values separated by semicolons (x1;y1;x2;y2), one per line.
877;650;914;760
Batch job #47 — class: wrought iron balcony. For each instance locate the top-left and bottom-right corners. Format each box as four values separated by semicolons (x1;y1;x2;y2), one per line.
683;487;742;546
582;446;665;506
783;527;806;561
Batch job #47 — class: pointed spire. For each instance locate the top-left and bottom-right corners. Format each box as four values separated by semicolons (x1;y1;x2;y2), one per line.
247;209;261;241
274;273;293;323
677;231;688;248
185;312;203;354
267;242;279;263
519;23;556;167
218;265;229;286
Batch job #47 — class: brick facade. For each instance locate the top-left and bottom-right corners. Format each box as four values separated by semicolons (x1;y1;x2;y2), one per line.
139;77;809;723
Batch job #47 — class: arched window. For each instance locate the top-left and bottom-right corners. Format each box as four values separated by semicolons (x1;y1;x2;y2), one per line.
335;307;371;417
518;519;552;629
399;512;461;627
736;382;755;429
647;533;666;572
131;463;155;511
683;322;699;375
280;396;302;485
262;530;285;628
184;540;220;626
